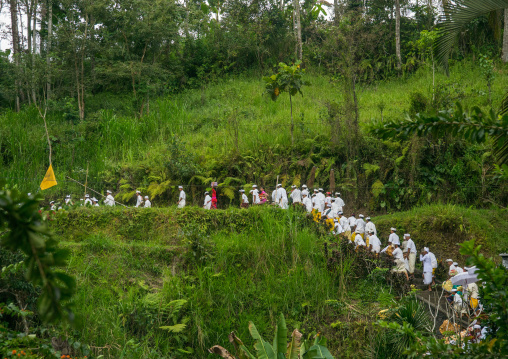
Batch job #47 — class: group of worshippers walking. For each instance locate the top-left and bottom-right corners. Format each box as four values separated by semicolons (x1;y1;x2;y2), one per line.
48;190;120;210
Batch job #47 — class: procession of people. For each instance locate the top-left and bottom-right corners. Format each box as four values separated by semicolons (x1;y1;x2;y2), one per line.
42;181;485;335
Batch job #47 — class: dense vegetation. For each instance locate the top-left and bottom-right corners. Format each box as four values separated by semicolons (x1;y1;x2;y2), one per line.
1;0;508;358
2;203;506;358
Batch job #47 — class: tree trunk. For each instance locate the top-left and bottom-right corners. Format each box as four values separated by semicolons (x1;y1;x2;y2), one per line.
9;0;20;111
32;0;37;104
293;0;302;61
334;0;339;23
503;9;508;62
395;0;401;70
46;0;52;101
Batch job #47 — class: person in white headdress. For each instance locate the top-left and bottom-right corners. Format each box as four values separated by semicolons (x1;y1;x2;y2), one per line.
365;217;376;236
135;191;143;207
355;214;366;237
144;196;151;208
453;262;464;274
446;259;457;277
65;195;72;205
391;243;409;280
334;192;345;212
290;185;301;205
381;228;400;254
324;192;332;208
276;184;288;209
92;197;100;207
388;228;399;245
301;185;309;198
317;188;325;212
332;218;344;235
339;212;351;240
354;229;366;249
367;230;381;254
420;247;433;291
404;234;417;276
177;186;186;208
240;189;249;208
104;190;115;206
302;193;313;213
50;201;56;211
271;188;277;204
84;194;92;206
203;191;212;209
252;185;260;204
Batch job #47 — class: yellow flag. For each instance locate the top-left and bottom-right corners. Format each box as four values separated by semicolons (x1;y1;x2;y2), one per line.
40;164;57;190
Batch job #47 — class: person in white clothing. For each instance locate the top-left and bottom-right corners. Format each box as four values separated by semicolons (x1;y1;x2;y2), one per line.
301;185;309;198
252;185;260;204
331;199;340;218
317;189;325;212
271;189;277;204
203;191;212;209
355;214;366;236
240;189;249;208
348;213;357;228
334;192;345;211
84;194;92;206
104;190;115;206
446;259;457;277
404;234;417;275
178;186;186;208
276;184;288;209
420;247;433;291
339;212;351;238
354;230;366;248
92;197;99;207
324;192;332;208
333;218;344;235
453;262;464;273
388;228;399;245
312;194;320;211
64;195;73;205
365;217;376;236
428;250;438;284
290;185;302;204
144;196;151;208
367;231;381;254
391;243;409;280
135;191;143;207
302;193;313;213
50;201;56;211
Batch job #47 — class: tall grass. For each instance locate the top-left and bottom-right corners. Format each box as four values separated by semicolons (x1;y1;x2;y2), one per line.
1;59;506;195
59;207;345;358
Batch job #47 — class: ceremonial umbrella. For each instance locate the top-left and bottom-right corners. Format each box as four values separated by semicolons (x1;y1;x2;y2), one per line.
451;271;478;287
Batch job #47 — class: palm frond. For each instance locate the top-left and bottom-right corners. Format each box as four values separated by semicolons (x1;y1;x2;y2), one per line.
435;0;508;71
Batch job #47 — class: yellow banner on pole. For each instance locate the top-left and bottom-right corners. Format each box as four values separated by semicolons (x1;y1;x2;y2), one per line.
40;164;57;190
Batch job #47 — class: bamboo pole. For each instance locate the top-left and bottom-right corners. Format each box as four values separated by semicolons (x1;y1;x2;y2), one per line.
84;162;89;197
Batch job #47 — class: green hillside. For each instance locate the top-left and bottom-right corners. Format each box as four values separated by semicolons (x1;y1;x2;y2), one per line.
1;61;507;210
18;204;499;358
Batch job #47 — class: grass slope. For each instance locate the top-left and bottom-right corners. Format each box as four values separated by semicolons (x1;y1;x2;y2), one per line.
1;60;506;194
50;204;507;358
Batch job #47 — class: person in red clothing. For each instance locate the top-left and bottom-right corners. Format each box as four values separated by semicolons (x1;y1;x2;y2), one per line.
211;185;217;209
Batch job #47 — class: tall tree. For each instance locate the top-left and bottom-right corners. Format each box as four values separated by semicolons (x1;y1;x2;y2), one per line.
293;0;303;61
46;0;52;101
503;8;508;62
395;0;401;70
9;0;20;111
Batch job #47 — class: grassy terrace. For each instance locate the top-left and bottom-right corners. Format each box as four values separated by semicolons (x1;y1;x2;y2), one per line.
49;204;507;358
